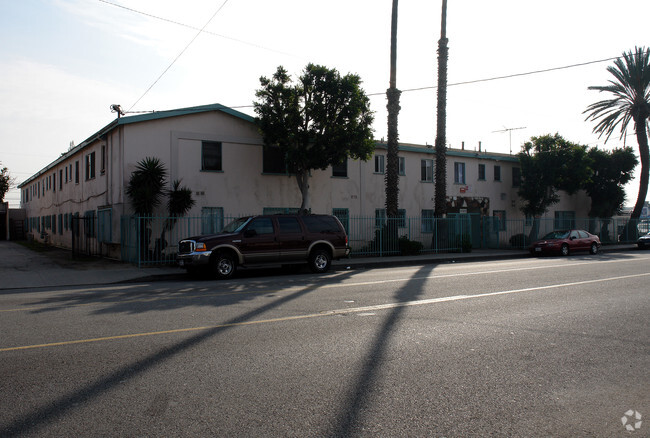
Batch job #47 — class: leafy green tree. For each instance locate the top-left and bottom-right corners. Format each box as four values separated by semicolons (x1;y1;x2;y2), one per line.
0;163;15;203
518;134;592;239
584;47;650;225
584;147;637;218
254;64;375;213
584;147;637;241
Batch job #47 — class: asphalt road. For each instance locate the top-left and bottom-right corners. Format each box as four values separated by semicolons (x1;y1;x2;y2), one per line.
1;252;649;437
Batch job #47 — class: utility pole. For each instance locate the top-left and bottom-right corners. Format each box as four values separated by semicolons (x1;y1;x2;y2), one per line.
493;126;526;154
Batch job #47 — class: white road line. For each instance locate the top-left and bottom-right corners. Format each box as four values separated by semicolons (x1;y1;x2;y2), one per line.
321;272;650;315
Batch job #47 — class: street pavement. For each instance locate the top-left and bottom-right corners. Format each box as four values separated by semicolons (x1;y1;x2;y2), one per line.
0;240;639;290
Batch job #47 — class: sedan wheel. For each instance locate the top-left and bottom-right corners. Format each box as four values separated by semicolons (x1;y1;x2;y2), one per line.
561;244;569;256
590;242;598;255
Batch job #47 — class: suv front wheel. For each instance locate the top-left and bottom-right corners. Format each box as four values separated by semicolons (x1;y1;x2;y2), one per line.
212;251;236;279
309;248;331;273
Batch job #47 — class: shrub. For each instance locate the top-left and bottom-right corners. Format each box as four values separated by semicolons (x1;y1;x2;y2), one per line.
398;235;423;255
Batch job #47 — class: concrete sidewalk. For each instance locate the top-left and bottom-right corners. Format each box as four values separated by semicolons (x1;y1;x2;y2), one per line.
0;240;639;290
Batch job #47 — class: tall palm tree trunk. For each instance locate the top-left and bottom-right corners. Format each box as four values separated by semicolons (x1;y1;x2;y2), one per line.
385;0;401;252
386;0;400;220
434;0;448;218
631;119;649;220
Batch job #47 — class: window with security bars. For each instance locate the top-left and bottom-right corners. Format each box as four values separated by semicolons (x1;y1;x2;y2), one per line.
202;141;222;171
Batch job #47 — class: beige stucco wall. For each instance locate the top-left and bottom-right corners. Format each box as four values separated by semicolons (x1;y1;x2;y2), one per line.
19;108;594;256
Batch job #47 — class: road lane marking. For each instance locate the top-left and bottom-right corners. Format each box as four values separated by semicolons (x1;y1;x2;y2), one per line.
2;271;648;353
1;256;649;313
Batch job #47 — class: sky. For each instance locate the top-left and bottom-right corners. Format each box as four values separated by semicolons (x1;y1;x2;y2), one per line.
1;0;649;209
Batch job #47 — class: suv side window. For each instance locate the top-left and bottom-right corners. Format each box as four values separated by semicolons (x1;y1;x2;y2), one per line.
278;217;302;233
302;216;340;233
247;218;275;235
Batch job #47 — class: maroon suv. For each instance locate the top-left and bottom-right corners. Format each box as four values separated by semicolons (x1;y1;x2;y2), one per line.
177;214;350;279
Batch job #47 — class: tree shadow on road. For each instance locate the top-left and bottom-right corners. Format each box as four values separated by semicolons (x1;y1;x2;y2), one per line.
326;264;436;437
0;269;356;437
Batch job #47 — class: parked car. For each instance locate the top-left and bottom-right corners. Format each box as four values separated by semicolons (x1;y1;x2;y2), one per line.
637;232;650;249
529;229;601;256
177;214;350;279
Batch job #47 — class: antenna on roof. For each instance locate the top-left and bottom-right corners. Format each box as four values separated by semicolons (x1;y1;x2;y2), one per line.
492;126;526;155
110;104;125;118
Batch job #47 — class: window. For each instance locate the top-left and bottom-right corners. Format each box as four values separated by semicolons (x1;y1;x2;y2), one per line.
85;152;96;180
478;164;486;180
59;170;63;190
493;210;507;231
454;162;466;184
263;145;287;174
51;215;56;234
65;166;68;183
75;161;79;184
494;165;501;181
554;211;575;229
374;155;385;174
100;145;106;174
201;207;224;234
422;209;435;233
332;159;347;177
278;217;302;233
399;157;405;176
303;216;342;233
202;141;222;171
333;208;349;234
421;159;433;182
512;167;521;187
53;173;56;192
246;217;274;235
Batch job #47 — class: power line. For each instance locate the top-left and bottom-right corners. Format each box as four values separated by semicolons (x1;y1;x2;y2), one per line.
367;56;620;96
127;0;231;112
98;0;302;59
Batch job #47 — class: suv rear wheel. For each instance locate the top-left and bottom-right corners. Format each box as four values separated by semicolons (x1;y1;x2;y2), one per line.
212;251;236;279
309;248;331;273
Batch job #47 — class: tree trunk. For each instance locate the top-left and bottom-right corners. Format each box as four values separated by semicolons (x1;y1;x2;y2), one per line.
385;0;401;221
434;0;448;218
631;118;649;220
296;170;311;214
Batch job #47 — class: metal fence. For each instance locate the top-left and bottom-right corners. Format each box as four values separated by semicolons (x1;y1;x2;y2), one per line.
119;214;649;266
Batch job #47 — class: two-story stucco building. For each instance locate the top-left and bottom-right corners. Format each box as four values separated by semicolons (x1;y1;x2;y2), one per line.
18;103;591;260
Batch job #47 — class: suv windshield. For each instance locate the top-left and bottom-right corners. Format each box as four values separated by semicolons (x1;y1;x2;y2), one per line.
222;217;250;233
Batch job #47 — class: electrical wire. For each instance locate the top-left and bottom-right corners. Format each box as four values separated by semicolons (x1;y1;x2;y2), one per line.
126;0;231;112
98;0;301;60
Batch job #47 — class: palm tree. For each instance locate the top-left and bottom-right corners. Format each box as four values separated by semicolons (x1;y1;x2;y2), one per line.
385;0;401;250
156;179;196;258
385;0;401;219
126;157;167;258
434;0;448;218
584;47;650;225
125;157;167;216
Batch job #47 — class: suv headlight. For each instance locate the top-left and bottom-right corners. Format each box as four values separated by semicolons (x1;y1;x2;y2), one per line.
195;242;207;252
